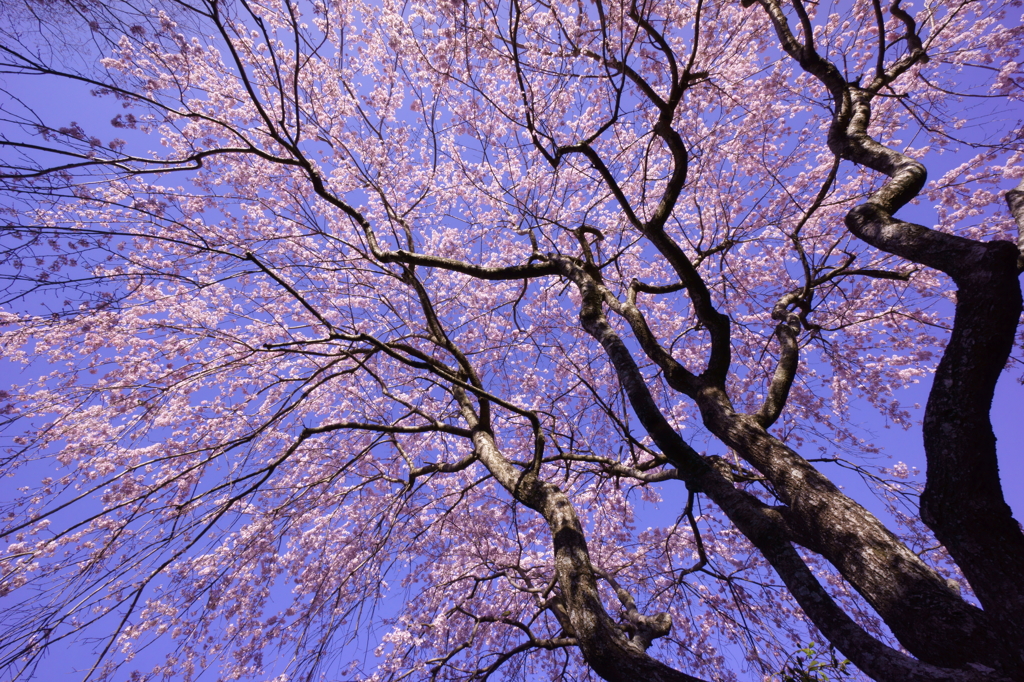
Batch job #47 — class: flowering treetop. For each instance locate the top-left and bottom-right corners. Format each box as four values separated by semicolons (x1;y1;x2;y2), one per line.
1;0;1023;680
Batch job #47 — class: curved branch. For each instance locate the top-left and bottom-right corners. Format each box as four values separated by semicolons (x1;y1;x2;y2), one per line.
750;0;1024;670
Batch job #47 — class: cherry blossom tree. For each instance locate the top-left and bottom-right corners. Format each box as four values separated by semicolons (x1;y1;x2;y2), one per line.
1;0;1023;680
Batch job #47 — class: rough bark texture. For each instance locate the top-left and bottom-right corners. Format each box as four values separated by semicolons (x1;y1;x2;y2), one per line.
919;244;1024;648
695;396;1011;673
466;420;705;682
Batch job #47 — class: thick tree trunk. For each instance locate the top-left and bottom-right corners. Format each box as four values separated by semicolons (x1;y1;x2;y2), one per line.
747;1;1024;674
693;392;1015;674
828;89;1024;677
464;412;705;682
918;243;1024;658
558;238;1019;676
